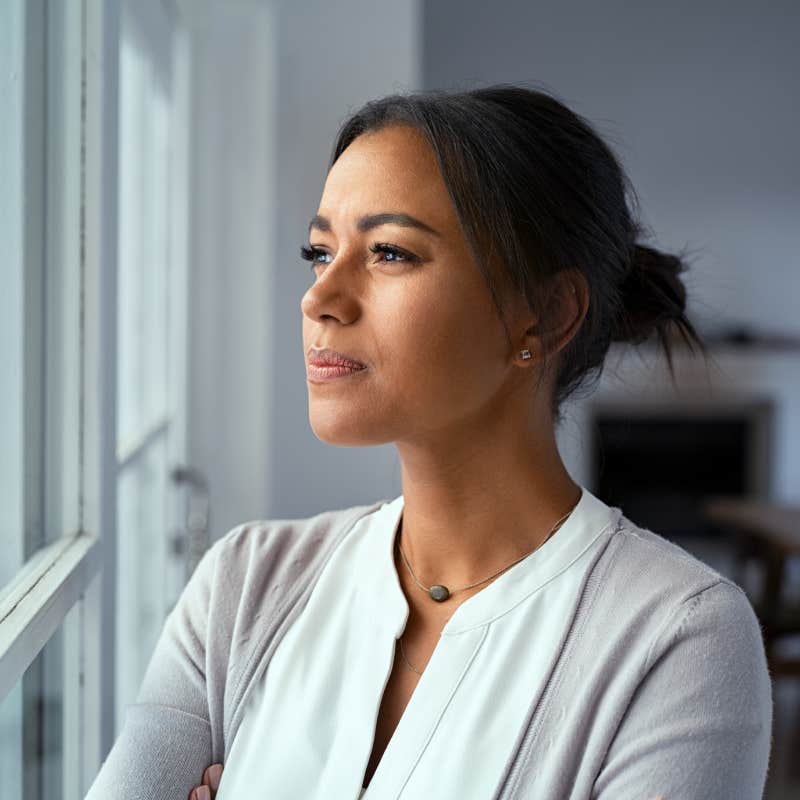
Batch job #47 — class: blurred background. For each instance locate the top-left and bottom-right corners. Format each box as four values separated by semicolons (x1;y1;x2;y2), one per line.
1;0;798;797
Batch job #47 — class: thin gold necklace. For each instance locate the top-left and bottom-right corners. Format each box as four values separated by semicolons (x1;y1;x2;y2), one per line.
395;500;579;676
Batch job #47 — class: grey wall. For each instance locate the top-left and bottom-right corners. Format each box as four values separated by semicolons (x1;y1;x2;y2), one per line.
186;1;276;538
423;0;800;336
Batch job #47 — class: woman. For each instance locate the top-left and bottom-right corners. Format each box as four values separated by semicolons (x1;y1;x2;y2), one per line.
87;85;772;800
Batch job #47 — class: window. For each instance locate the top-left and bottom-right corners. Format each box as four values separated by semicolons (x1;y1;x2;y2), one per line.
0;1;192;795
0;2;104;795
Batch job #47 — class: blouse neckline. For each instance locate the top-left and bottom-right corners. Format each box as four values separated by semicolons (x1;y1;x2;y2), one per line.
359;485;622;637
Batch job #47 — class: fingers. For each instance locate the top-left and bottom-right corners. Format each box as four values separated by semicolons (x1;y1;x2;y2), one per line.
187;763;224;800
203;763;223;793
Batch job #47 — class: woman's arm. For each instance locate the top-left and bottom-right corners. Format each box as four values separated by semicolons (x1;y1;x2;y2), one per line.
85;540;225;799
591;580;773;799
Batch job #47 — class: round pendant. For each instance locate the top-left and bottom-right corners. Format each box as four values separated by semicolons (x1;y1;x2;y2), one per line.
429;585;450;602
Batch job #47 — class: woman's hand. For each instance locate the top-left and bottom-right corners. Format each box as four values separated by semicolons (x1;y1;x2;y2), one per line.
187;763;223;800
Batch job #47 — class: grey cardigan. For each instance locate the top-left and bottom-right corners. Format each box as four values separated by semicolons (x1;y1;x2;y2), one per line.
85;500;773;799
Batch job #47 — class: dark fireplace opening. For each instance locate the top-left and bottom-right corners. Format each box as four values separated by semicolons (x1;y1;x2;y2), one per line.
588;399;774;540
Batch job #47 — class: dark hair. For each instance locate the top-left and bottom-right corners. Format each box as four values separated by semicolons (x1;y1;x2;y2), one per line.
328;83;707;424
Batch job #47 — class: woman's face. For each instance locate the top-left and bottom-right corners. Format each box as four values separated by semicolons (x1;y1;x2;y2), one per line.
300;123;536;448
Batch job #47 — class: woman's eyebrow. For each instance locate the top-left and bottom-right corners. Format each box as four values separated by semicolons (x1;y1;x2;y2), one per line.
308;212;441;238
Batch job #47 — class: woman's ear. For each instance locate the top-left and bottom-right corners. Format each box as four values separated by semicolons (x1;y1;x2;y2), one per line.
542;269;588;358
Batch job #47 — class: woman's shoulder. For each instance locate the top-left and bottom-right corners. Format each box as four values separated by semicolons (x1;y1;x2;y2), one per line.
192;498;389;635
606;512;745;603
547;511;770;731
543;513;772;798
210;497;388;579
588;511;764;663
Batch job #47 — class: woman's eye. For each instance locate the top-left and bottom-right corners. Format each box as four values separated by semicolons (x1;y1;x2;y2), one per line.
299;244;331;269
368;242;420;265
299;242;420;271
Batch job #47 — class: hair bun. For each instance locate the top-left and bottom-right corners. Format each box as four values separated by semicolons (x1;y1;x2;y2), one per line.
611;243;690;345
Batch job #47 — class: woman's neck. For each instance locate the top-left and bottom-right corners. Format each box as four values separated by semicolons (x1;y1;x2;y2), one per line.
393;435;580;592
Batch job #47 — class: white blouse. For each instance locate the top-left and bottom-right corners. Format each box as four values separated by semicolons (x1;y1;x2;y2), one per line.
215;485;620;799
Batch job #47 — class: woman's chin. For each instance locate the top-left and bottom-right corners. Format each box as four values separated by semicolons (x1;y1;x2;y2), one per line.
308;415;390;447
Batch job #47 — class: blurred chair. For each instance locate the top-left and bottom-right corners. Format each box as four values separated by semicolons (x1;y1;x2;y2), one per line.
703;497;800;677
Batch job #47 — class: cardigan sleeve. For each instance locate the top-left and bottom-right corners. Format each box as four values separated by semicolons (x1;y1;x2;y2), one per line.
84;536;227;800
590;580;773;800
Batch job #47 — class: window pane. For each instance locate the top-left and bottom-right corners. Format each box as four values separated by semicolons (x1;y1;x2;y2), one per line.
0;602;81;800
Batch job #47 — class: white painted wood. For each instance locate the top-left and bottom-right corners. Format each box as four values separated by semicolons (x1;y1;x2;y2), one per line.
80;0;122;784
0;0;27;585
0;1;120;795
44;0;83;549
0;533;100;703
0;0;29;786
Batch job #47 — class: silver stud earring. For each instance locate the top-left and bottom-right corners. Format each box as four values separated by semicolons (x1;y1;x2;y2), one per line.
520;349;532;360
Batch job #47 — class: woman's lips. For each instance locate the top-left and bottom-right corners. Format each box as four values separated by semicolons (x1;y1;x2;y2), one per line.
306;346;368;382
307;349;366;369
306;363;368;382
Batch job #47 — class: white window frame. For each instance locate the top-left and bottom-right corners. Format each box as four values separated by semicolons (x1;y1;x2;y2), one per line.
0;0;120;793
